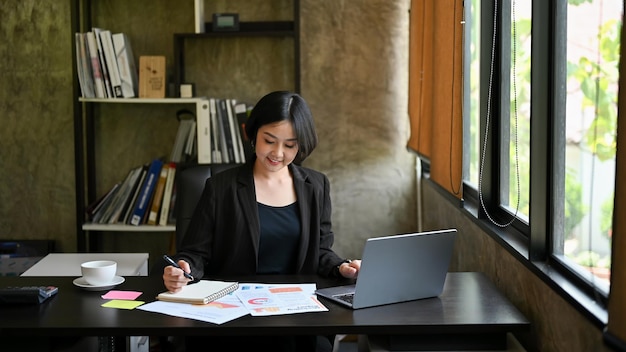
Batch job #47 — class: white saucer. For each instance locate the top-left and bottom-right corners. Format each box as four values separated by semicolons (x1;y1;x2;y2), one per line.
73;276;125;291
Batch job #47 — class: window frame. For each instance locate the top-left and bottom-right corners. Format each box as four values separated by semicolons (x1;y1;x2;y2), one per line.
460;0;612;326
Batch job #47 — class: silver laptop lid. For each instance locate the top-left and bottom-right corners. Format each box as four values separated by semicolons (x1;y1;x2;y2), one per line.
351;229;457;309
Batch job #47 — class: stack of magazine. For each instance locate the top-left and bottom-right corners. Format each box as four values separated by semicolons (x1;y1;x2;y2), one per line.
199;98;253;165
75;27;138;99
86;158;176;227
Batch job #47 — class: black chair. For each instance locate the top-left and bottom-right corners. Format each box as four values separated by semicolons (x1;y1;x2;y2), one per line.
174;163;239;251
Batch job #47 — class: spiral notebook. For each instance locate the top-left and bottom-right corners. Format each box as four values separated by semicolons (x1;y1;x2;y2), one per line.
157;280;239;304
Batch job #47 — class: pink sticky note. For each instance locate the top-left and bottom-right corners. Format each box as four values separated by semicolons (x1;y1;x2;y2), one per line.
101;290;142;300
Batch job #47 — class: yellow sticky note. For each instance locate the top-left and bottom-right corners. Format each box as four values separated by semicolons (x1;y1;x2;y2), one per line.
102;299;145;310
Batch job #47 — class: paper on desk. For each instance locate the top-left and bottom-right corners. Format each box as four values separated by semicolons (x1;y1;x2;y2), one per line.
137;283;326;324
235;283;328;316
138;291;249;325
102;290;142;300
238;282;317;295
102;300;145;310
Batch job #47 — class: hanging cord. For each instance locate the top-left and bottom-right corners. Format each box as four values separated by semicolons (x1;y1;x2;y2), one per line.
478;0;521;227
449;0;461;195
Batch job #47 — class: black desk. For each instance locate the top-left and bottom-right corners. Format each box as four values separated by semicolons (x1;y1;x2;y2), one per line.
0;272;529;351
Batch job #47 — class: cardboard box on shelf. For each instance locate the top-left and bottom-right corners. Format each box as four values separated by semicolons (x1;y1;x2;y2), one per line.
139;56;166;98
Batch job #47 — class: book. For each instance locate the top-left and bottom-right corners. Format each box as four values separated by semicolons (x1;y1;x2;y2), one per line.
91;183;120;224
167;183;178;225
107;166;143;224
209;98;222;163
100;166;141;224
234;102;253;161
75;33;95;98
74;33;86;97
98;29;123;98
130;158;163;226
86;183;119;221
196;99;212;164
147;163;169;225
224;99;241;163
85;31;106;98
159;163;177;226
184;120;197;162
111;32;138;98
141;183;157;224
92;27;113;98
122;165;148;224
216;99;233;163
194;0;204;33
170;118;194;163
157;280;239;304
227;99;245;163
139;56;166;98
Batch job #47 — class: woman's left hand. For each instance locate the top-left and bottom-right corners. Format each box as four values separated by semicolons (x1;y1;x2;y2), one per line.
338;259;361;279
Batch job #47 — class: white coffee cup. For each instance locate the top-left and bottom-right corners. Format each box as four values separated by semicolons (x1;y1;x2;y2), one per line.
81;260;117;286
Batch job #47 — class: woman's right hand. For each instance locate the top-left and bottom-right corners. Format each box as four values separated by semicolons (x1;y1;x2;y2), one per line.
162;259;192;293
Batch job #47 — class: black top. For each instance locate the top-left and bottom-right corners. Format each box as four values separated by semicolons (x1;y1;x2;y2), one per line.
257;202;301;274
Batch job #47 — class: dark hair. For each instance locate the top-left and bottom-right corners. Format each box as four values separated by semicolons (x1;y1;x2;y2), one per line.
246;91;318;164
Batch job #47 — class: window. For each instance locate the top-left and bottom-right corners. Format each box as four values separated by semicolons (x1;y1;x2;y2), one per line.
501;0;530;222
465;0;620;301
554;0;620;295
465;0;481;189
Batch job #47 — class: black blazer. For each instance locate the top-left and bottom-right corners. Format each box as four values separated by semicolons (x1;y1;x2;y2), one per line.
176;160;345;279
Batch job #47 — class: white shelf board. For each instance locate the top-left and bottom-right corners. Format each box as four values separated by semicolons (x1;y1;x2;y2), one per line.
82;223;176;232
79;97;207;104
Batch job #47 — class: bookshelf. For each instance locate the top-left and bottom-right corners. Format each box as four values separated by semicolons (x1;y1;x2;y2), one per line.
75;98;209;252
173;18;301;96
72;0;300;252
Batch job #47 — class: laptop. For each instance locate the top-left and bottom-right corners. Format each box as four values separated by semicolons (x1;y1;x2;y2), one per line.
315;229;457;309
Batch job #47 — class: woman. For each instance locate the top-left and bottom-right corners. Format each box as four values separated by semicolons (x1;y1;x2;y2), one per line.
163;91;360;351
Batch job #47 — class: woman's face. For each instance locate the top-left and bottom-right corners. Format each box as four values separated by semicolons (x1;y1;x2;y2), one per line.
254;120;299;172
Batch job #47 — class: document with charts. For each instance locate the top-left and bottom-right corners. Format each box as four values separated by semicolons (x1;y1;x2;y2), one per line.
138;283;326;324
235;283;327;316
138;290;248;325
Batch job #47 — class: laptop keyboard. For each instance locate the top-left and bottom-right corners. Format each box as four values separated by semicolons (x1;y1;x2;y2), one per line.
333;293;355;304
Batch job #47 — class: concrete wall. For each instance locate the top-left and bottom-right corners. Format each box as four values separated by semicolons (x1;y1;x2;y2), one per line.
421;180;610;352
0;1;76;251
0;0;415;264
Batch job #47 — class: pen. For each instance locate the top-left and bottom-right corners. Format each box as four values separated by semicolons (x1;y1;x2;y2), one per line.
163;255;194;281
